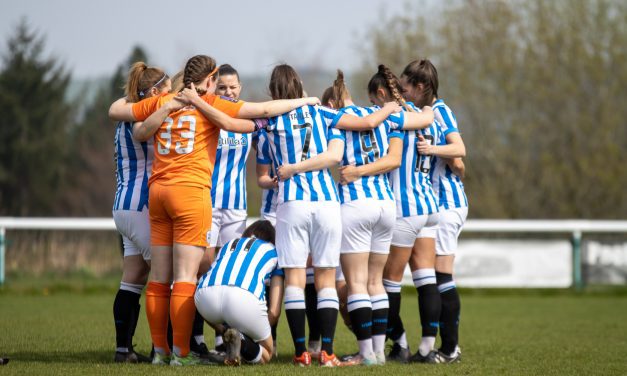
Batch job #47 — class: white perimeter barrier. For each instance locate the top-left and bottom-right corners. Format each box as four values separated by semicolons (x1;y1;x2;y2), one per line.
1;218;627;288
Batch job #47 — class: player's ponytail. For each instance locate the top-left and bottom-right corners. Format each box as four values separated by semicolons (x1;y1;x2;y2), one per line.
124;62;168;103
268;64;304;100
401;59;439;108
182;55;218;96
322;69;350;109
368;64;414;112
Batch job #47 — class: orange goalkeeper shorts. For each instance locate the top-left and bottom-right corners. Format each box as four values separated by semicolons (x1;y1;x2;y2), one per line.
149;182;212;247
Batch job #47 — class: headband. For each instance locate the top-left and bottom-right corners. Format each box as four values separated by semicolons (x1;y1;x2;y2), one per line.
138;73;169;98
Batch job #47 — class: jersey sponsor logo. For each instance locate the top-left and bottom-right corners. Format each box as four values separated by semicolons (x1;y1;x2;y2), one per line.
220;95;239;103
218;135;249;148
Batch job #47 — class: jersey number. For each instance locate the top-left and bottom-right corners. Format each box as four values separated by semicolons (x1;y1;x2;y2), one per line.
415;133;434;173
157;116;197;155
293;122;312;161
360;130;380;164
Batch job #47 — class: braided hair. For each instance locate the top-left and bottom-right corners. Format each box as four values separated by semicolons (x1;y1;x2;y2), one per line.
182;55;217;95
368;64;416;112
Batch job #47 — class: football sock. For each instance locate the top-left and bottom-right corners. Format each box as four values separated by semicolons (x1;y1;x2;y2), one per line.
215;334;224;348
284;286;307;355
437;272;461;355
370;294;389;354
304;282;320;342
170;282;197;357
113;284;142;352
383;279;405;343
414;269;440;355
347;294;373;357
396;332;408;349
190;309;205;347
240;332;262;363
145;282;171;354
317;288;339;355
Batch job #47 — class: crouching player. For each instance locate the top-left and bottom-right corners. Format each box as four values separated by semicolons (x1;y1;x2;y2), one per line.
195;220;283;365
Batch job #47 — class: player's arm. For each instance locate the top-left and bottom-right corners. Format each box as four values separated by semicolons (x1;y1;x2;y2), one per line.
237;97;321;118
339;136;403;185
267;274;284;327
132;98;185;142
108;97;137;122
448;158;466;179
276;138;344;180
257;163;278;190
417;132;466;158
178;86;258;133
334;102;401;131
401;106;435;130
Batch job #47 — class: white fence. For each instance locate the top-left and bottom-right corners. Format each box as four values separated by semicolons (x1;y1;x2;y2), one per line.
1;217;627;287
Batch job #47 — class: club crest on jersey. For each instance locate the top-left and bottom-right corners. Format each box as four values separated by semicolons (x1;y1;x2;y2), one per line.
220;96;239;103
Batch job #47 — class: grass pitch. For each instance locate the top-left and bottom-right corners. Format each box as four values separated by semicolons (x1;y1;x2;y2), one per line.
1;280;626;375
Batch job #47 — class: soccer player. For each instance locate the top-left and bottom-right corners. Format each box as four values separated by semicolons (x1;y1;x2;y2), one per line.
400;59;467;363
360;65;442;363
111;62;172;363
321;69;435;365
195;220;283;365
108;54;321;366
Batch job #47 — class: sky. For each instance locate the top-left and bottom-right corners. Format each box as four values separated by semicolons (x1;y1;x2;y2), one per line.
0;0;410;79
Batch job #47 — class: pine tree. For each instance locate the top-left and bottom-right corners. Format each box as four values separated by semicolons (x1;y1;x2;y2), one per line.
0;19;73;216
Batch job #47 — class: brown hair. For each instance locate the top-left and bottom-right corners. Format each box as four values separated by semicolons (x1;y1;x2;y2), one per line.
368;64;414;112
182;55;218;95
401;59;439;108
268;64;304;100
242;220;276;244
124;62;168;102
218;64;240;81
169;70;184;93
322;69;350;109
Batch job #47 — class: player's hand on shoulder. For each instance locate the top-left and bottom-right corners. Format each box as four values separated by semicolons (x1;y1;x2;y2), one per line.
304;97;321;106
383;101;402;113
177;83;202;106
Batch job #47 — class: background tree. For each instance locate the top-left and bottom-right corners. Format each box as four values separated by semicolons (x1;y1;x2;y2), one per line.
0;19;73;216
358;0;627;219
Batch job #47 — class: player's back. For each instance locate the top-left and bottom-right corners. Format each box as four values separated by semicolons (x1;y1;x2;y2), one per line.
390;102;440;216
265;104;343;203
199;237;280;300
113;121;153;211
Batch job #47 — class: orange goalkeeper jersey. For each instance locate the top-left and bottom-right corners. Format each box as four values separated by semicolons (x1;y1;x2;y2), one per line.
132;93;244;188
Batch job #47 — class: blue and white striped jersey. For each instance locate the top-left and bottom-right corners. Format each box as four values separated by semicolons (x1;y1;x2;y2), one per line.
113;122;153;211
389;103;440;217
430;99;468;209
255;130;277;216
198;237;283;301
336;105;405;203
265;105;343;204
211;130;252;210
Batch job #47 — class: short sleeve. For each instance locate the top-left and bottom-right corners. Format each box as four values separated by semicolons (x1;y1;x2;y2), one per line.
386;111;405;130
318;105;343;129
131;94;167;121
207;95;245;118
327;126;344;142
256;130;273;164
434;105;459;136
385;120;404;140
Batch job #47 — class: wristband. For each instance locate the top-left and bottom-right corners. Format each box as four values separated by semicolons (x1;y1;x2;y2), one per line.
253;118;269;132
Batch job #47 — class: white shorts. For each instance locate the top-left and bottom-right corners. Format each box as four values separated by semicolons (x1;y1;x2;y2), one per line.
210;208;247;248
306;266;345;282
261;211;277;227
341;199;395;255
276;200;341;268
336;265;345;282
391;213;440;247
195;285;270;342
436;207;468;256
113;209;151;260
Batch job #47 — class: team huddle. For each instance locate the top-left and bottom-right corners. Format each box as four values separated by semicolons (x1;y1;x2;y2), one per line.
109;55;468;367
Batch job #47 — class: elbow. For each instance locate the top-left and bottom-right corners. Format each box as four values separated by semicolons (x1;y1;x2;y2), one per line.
458;145;466;158
330;152;343;165
390;156;402;170
133;130;150;143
